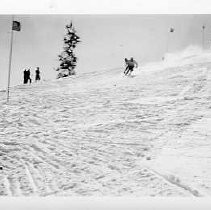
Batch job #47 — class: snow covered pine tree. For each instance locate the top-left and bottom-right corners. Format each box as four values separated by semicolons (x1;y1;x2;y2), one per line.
56;22;80;78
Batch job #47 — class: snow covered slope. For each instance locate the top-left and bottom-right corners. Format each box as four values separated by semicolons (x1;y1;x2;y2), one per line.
0;47;211;196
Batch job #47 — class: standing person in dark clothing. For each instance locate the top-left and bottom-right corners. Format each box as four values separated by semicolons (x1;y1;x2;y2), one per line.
23;69;28;84
35;67;41;82
23;68;31;84
27;69;32;84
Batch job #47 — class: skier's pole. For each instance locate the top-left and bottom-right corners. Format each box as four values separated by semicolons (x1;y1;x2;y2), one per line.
6;16;14;103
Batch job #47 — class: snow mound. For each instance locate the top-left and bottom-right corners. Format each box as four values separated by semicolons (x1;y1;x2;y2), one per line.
136;45;211;76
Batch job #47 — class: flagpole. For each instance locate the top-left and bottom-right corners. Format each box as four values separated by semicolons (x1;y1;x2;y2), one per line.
166;31;170;54
6;16;14;103
202;25;205;50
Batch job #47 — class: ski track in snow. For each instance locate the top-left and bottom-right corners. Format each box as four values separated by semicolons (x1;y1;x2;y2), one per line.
0;61;211;196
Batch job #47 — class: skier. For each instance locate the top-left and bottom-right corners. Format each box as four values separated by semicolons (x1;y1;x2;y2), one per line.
124;57;138;76
35;67;41;82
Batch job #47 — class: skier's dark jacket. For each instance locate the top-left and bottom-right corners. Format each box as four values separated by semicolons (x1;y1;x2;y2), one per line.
127;60;138;69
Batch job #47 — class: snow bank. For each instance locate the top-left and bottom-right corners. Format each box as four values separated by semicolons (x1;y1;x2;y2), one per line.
136;45;211;75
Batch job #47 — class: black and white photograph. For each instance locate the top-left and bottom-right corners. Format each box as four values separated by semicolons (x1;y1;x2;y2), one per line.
0;0;211;209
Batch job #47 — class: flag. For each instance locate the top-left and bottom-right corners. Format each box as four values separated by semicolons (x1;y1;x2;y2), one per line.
170;28;174;33
12;21;21;31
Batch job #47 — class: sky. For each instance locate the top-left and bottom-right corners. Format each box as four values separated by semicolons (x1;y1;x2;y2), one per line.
1;14;211;88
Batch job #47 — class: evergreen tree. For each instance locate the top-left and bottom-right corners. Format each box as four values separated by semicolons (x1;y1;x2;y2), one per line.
56;22;80;78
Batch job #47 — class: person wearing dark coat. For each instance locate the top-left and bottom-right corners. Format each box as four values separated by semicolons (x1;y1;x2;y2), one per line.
23;68;32;84
23;69;28;84
27;69;32;84
35;67;41;82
